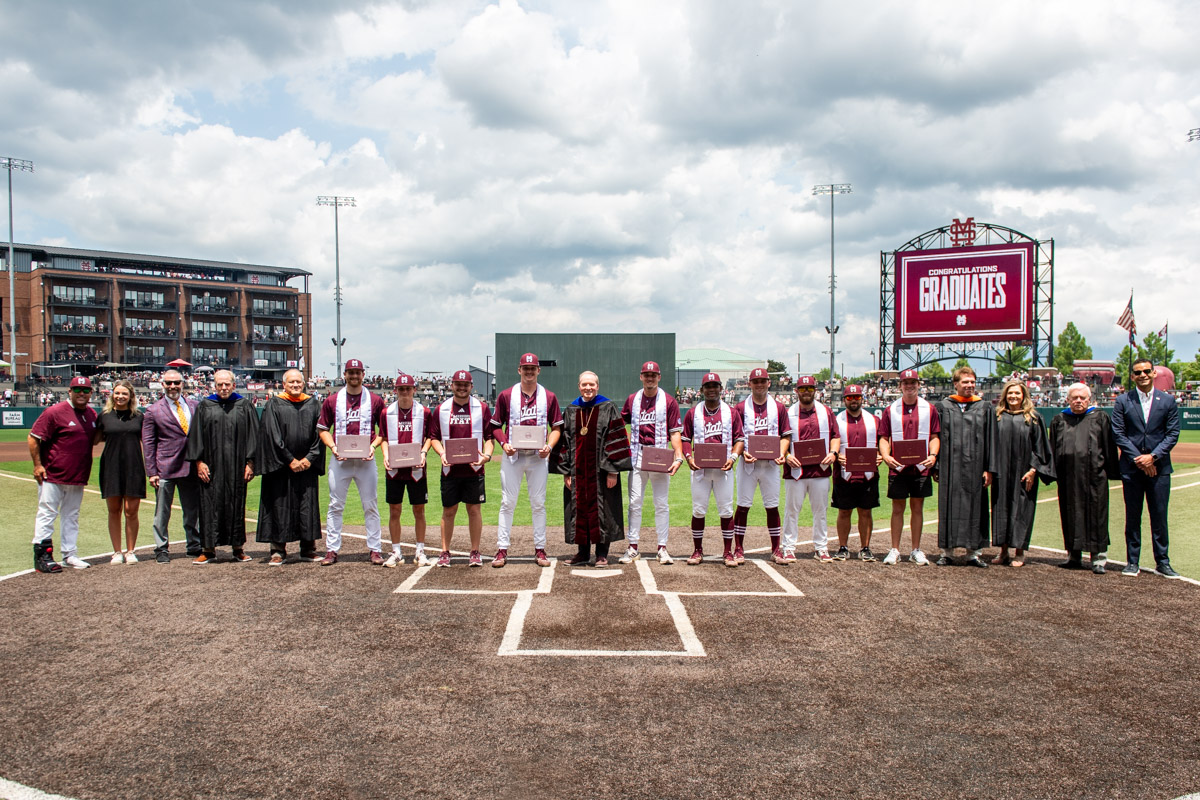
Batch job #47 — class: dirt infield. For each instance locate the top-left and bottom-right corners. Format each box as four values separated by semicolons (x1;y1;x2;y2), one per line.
2;526;1198;800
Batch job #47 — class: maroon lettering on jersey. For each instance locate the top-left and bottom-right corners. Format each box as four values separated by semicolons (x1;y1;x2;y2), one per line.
318;391;385;439
622;391;684;446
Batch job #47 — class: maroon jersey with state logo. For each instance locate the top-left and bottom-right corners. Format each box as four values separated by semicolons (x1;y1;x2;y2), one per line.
317;390;386;440
790;403;839;479
385;404;434;481
621;390;684;446
429;399;494;477
30;401;99;485
836;411;883;484
490;384;563;445
740;397;793;439
682;402;744;454
879;399;941;475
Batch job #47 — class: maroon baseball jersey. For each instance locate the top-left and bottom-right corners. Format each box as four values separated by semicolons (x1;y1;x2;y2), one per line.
429;399;494;477
739;398;793;438
317;390;386;439
682;403;744;446
879;399;941;475
621;390;684;446
30;401;98;485
835;411;882;484
385;404;433;481
490;384;563;445
790;403;839;479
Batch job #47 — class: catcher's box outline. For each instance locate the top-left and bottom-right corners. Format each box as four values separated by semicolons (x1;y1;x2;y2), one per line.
393;556;804;658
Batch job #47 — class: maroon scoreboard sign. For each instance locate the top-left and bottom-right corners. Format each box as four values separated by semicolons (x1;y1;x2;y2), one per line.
895;241;1035;345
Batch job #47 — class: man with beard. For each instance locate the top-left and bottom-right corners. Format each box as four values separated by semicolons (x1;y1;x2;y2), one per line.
620;361;685;565
733;368;791;564
185;370;259;564
256;369;324;564
142;369;201;562
878;369;940;566
832;384;882;562
782;376;839;564
553;371;632;567
381;373;433;567
428;370;494;567
933;366;994;568
682;373;744;567
1048;383;1120;573
317;359;387;566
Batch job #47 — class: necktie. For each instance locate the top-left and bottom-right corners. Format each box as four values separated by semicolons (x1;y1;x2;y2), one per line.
175;399;189;434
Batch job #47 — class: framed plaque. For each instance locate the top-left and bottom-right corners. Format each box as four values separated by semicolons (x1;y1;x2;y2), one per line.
337;434;371;460
792;438;828;466
510;425;546;450
387;442;422;469
745;434;780;461
444;438;480;465
844;447;878;472
692;442;728;469
892;439;928;466
640;446;675;473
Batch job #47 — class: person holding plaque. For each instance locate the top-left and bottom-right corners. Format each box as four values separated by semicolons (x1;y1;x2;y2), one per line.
782;376;839;564
552;371;632;567
932;366;995;568
489;353;563;569
878;369;940;566
428;370;494;567
832;384;883;562
620;360;685;565
256;369;324;564
381;373;434;567
681;373;745;567
733;368;791;564
317;359;387;566
185;370;259;564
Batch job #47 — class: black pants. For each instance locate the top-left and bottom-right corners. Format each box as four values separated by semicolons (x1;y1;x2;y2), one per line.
576;541;610;559
1123;472;1171;566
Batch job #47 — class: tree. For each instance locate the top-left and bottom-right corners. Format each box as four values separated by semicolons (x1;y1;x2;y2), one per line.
993;346;1031;377
766;359;789;379
1053;322;1093;375
1138;332;1174;368
813;367;832;382
953;357;972;371
1177;349;1200;384
920;362;947;380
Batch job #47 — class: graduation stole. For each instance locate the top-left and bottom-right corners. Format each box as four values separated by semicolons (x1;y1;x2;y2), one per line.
889;397;932;474
694;401;734;462
629;388;668;467
334;388;374;439
385;401;425;480
439;396;484;475
741;396;780;436
788;400;832;479
504;383;547;464
836;410;877;481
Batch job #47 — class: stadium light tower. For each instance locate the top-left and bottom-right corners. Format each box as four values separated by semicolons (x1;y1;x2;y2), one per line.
316;195;355;373
1189;128;1200;142
813;182;852;380
3;157;33;385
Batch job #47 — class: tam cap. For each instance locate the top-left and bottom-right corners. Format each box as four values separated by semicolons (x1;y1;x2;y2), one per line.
520;353;539;367
344;358;365;371
640;361;661;375
69;376;92;389
701;372;722;386
749;368;769;381
451;369;473;383
843;384;864;397
395;373;416;388
796;376;816;387
899;369;920;381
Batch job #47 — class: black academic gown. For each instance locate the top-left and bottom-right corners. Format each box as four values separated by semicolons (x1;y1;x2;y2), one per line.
256;394;325;545
935;397;994;551
551;398;632;545
185;393;259;549
990;411;1054;549
1047;409;1120;554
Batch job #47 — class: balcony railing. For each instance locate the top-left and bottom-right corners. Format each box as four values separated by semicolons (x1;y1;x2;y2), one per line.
250;306;296;318
126;355;171;366
189;330;241;341
189;302;240;316
121;326;177;339
49;324;108;336
49;295;108;307
50;351;106;363
251;334;297;344
120;299;177;311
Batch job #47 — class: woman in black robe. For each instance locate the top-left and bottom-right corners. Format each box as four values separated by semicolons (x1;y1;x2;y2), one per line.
256;370;325;564
990;381;1053;567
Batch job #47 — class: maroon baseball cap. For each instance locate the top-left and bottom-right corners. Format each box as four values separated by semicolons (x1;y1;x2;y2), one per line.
843;384;864;397
395;373;415;388
451;369;473;383
749;368;769;381
344;358;365;372
640;361;661;375
796;375;816;387
519;353;539;367
899;369;920;381
69;376;92;389
701;372;722;386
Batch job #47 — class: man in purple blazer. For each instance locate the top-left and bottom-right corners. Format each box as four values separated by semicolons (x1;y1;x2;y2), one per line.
142;369;201;562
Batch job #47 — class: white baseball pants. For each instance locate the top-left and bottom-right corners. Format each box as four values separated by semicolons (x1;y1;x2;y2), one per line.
736;459;781;509
496;452;549;550
326;457;382;552
783;477;830;551
691;468;735;518
32;482;85;556
628;467;672;547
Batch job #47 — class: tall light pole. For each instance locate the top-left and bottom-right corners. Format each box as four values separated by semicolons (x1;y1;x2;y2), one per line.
3;157;34;385
317;195;355;374
1188;128;1200;142
813;182;851;381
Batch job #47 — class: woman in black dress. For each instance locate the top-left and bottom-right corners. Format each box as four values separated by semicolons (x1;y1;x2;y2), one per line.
96;380;147;564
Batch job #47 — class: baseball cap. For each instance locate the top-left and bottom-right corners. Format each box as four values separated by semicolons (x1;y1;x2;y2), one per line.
843;384;864;397
796;375;816;387
899;369;920;381
749;368;769;381
701;372;722;386
519;353;539;367
395;373;416;388
451;369;473;383
640;361;661;375
69;376;92;389
344;358;365;371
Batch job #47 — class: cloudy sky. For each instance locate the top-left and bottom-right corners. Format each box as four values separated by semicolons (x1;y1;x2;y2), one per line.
2;0;1198;378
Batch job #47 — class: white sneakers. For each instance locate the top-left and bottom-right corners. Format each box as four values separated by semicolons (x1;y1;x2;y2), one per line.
384;551;404;568
64;555;91;570
882;548;901;565
413;550;431;567
619;547;640;564
110;553;124;565
909;549;929;566
657;547;673;565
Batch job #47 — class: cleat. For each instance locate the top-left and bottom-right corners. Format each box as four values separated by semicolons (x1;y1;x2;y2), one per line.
468;550;483;567
772;548;788;565
414;551;431;567
320;551;338;567
686;549;704;566
858;547;876;562
657;547;674;565
535;549;551;567
723;551;738;568
492;549;508;569
882;548;900;565
910;548;929;566
619;547;640;564
436;551;452;568
833;546;849;561
384;552;403;568
783;549;797;563
734;546;745;565
816;549;833;563
268;553;284;566
369;551;384;566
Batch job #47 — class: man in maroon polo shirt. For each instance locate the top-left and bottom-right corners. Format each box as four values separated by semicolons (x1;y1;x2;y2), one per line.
29;376;99;572
428;370;495;567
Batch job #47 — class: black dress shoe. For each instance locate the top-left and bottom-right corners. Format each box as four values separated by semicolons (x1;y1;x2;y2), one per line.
1057;559;1084;570
1092;562;1106;575
155;551;170;564
935;555;954;566
1155;563;1180;579
967;557;989;568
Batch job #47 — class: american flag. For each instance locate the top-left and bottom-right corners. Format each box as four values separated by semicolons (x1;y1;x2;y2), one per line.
1116;295;1136;345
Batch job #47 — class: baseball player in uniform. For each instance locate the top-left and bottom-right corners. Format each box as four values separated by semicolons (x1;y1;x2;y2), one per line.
380;373;433;567
682;372;744;567
317;358;387;566
733;367;791;564
878;368;940;566
782;376;840;563
832;384;883;561
428;369;495;567
490;353;562;568
620;360;684;564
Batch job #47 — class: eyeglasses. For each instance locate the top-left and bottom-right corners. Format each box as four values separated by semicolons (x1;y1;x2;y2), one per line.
163;380;182;385
1132;369;1152;376
70;388;92;394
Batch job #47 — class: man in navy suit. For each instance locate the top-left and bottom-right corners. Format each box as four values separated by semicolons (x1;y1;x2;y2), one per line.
1110;358;1180;578
142;369;202;562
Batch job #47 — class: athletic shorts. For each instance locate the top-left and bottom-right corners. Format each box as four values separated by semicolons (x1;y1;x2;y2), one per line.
831;476;880;510
386;474;428;506
886;471;933;500
440;473;486;507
